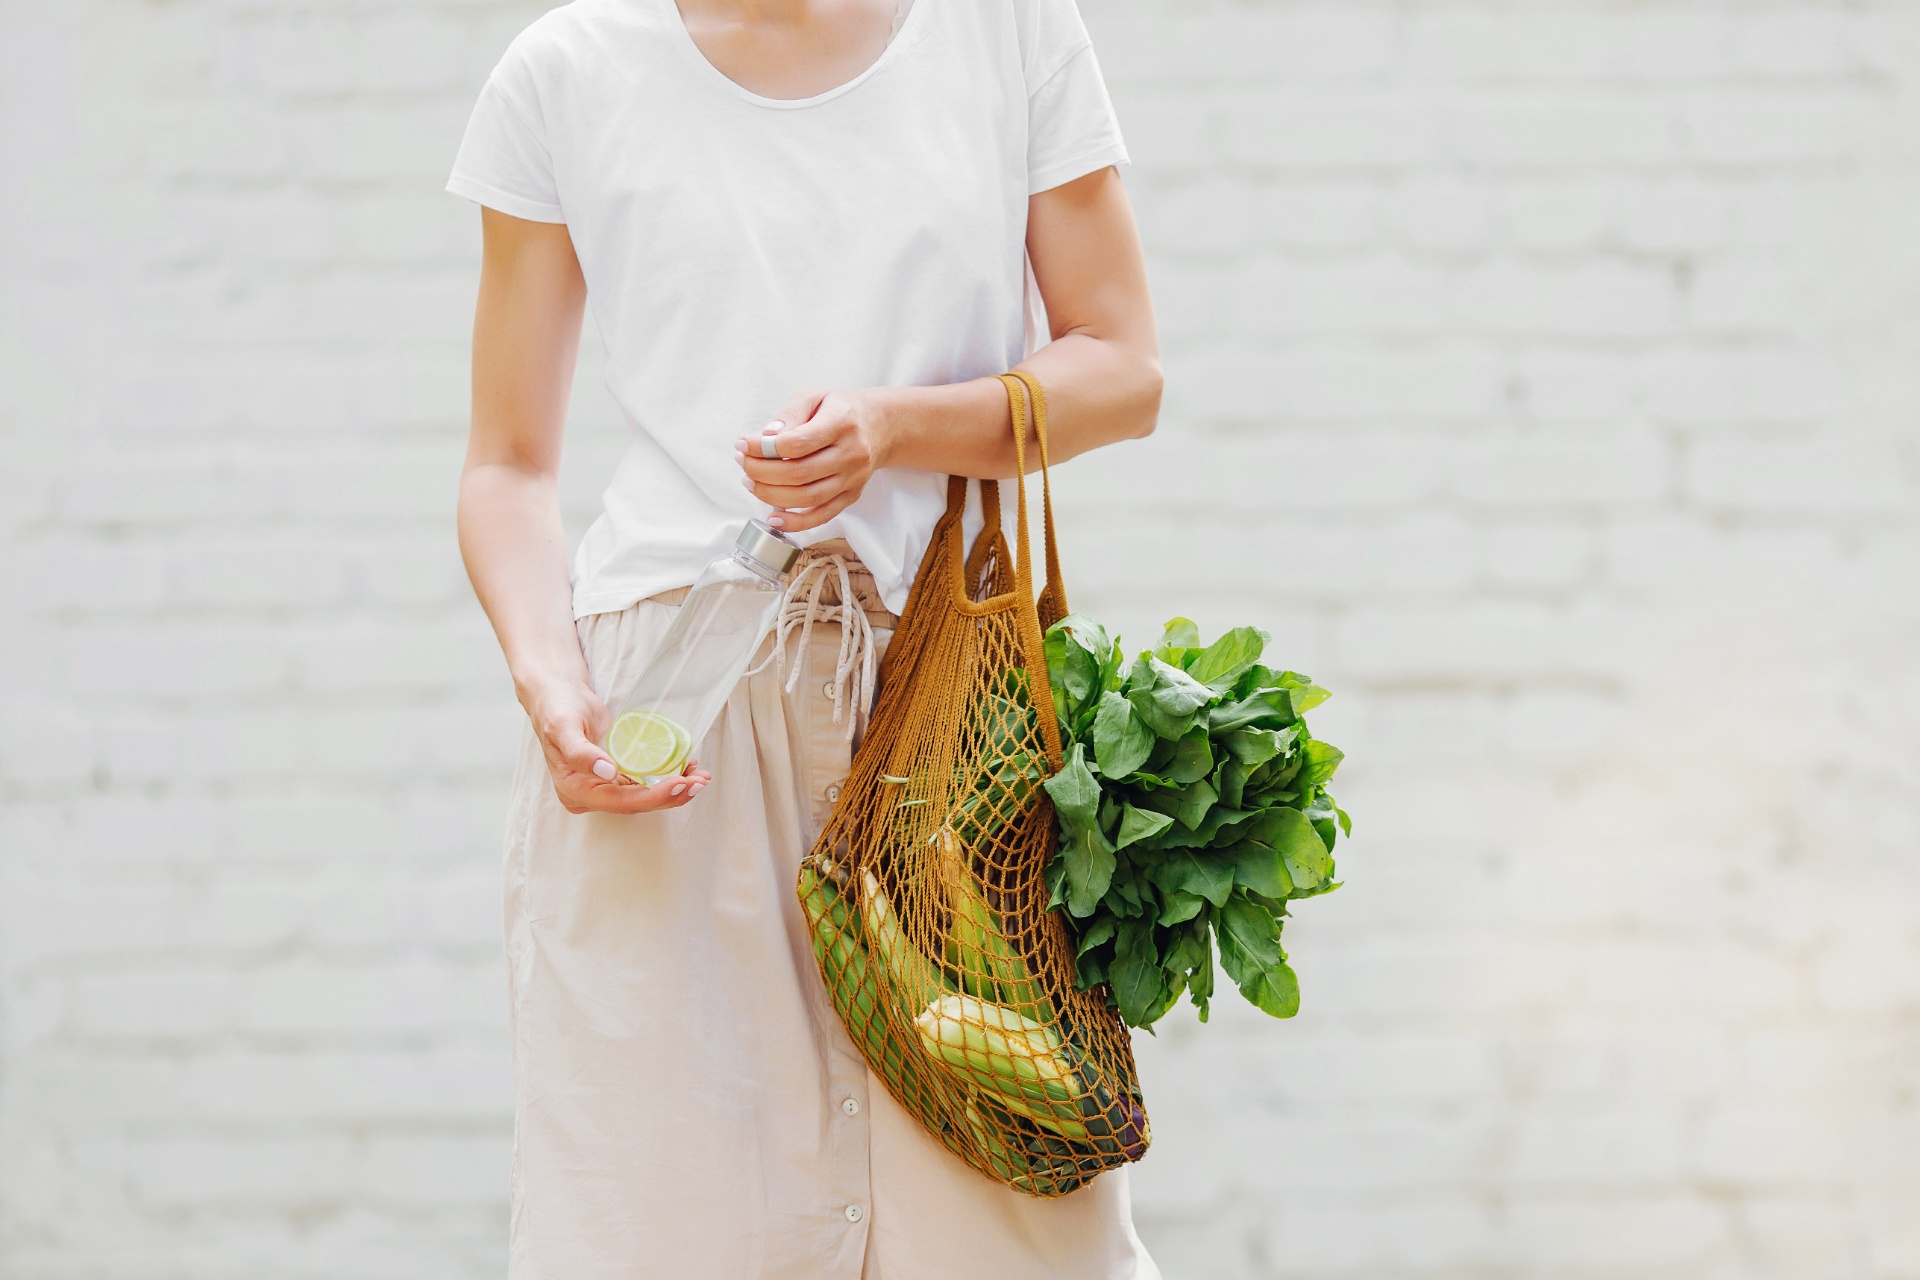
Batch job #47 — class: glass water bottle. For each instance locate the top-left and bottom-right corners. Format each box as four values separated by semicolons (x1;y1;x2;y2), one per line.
602;520;801;784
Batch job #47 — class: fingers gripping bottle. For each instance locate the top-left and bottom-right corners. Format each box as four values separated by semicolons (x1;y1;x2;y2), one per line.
603;520;801;783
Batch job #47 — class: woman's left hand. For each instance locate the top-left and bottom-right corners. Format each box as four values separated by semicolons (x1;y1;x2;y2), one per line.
735;388;890;533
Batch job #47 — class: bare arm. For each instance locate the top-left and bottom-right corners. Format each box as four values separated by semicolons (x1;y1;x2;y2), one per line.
461;207;709;813
738;166;1160;528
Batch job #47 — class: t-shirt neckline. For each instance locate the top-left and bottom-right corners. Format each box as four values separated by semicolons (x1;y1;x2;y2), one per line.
657;0;927;110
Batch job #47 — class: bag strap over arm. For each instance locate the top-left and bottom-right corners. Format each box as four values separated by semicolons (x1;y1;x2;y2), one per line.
998;371;1067;767
996;372;1067;626
1002;370;1067;627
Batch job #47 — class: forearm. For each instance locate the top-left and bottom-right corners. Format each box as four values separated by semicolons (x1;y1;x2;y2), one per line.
458;462;588;706
871;333;1162;480
463;208;710;811
737;170;1159;530
870;167;1161;480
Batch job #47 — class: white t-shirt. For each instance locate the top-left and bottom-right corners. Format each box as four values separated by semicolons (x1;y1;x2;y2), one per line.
449;0;1129;617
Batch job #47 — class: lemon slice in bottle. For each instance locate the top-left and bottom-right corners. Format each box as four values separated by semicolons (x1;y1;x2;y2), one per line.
606;710;691;782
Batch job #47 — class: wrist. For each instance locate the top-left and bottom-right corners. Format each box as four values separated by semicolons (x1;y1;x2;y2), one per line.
511;662;591;713
864;378;1002;472
863;386;910;471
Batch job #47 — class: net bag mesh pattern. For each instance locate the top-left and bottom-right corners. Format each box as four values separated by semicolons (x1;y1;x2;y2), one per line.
797;373;1149;1197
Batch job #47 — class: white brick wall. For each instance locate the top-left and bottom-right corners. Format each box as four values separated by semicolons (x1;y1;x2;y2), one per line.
2;1;1917;1277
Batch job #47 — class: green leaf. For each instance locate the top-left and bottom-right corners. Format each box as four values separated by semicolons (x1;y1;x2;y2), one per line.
1092;692;1155;779
1187;626;1269;690
1186;924;1215;1020
1141;974;1187;1028
1046;745;1115;915
1164;917;1211;979
1291;877;1343;902
1158;617;1200;654
1232;663;1277;698
1163;729;1214;785
1044;853;1067;910
1209;689;1297;734
1174;776;1218;831
1059;825;1115;918
1156;890;1206;926
1074;916;1116;955
1075;947;1109;988
1165;915;1214;1021
1116;803;1175;850
1300;792;1343;850
1195;804;1258;845
1150;849;1236;908
1215;897;1300;1018
1150;657;1214;712
1226;838;1294;900
1043;742;1102;831
1216;896;1282;970
1276;671;1331;715
1128;657;1215;739
1048;614;1111;674
1238;957;1301;1018
1108;858;1148;913
1044;622;1103;733
1301;739;1345;790
1218;758;1249;811
1264;806;1334;893
1251;750;1304;796
1222;726;1287;767
1110;920;1164;1027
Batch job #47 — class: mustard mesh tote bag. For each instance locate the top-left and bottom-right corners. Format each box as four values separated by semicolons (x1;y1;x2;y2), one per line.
796;372;1150;1197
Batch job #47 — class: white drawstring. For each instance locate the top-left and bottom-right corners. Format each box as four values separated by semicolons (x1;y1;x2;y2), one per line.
743;549;879;740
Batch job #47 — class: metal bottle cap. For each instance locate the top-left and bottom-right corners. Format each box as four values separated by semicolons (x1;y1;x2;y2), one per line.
735;519;801;576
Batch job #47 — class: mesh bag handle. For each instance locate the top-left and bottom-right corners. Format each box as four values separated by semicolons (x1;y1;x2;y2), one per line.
942;371;1065;629
938;371;1065;767
796;372;1150;1198
959;474;1005;602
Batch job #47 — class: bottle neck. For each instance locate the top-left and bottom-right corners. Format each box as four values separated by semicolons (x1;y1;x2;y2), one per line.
732;547;788;586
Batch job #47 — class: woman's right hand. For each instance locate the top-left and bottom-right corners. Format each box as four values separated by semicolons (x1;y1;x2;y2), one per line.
523;677;712;815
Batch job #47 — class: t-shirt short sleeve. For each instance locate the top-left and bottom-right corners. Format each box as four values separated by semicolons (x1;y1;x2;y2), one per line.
1019;0;1129;195
448;61;565;224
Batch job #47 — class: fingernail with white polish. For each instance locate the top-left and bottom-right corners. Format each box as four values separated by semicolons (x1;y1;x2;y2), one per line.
593;759;617;780
689;783;705;796
767;515;785;527
670;783;686;796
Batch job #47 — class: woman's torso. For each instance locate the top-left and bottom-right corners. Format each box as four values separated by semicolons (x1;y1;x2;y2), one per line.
457;0;1068;616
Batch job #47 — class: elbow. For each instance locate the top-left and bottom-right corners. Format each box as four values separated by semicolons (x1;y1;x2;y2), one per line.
1130;355;1164;440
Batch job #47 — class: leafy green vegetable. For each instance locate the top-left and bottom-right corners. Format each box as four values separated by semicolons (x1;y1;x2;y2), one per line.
1186;626;1267;690
1156;617;1201;656
1126;656;1214;740
1092;693;1154;779
1116;804;1174;850
1043;615;1348;1030
1216;897;1300;1018
1042;743;1117;917
1108;920;1164;1027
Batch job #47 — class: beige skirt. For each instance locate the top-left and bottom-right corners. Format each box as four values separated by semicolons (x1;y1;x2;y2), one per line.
501;547;1159;1279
